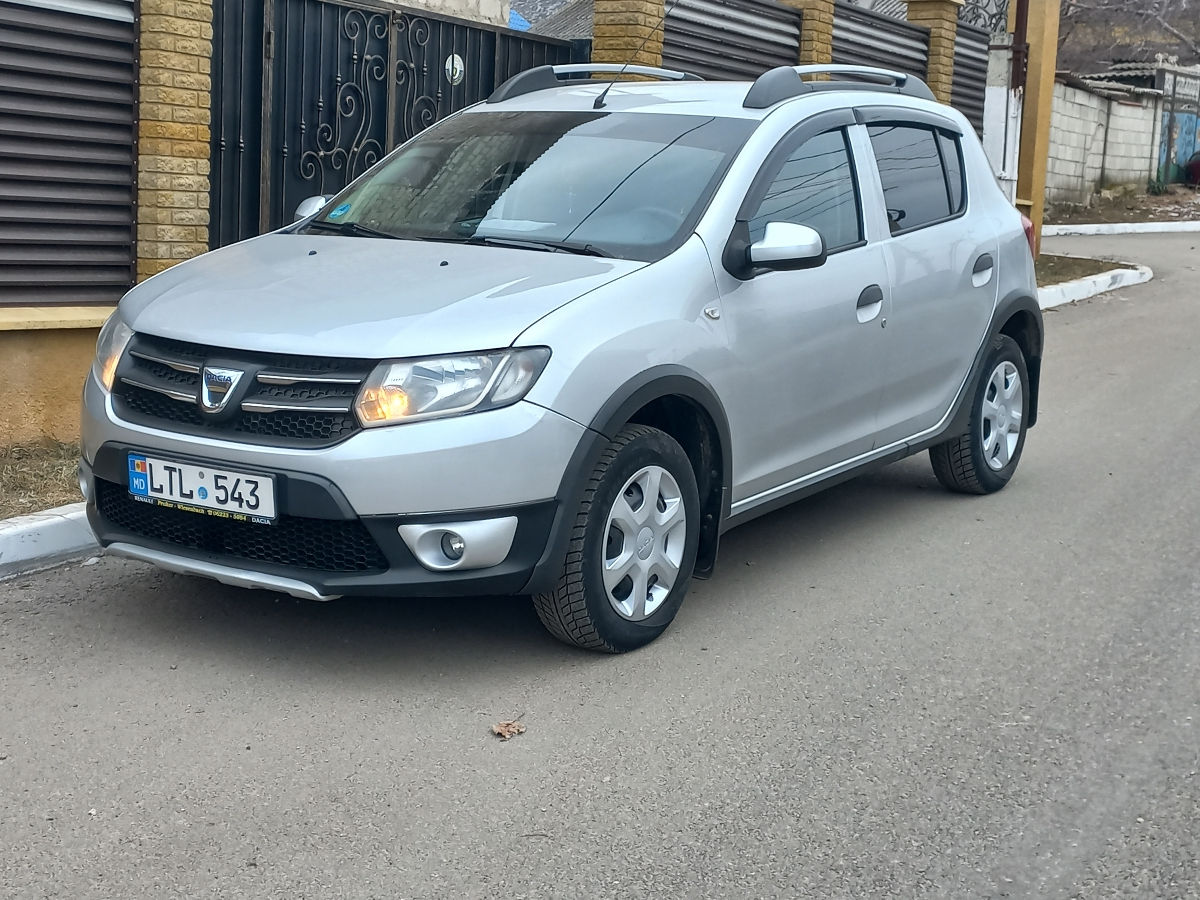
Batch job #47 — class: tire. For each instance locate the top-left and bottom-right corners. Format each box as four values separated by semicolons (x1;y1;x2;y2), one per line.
929;334;1030;495
533;425;700;653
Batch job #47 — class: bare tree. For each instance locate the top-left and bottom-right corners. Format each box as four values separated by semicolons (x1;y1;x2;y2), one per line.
1058;0;1198;69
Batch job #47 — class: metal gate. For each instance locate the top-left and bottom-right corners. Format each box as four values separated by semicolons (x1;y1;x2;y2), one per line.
0;0;136;306
662;0;802;81
211;0;581;248
951;21;988;135
831;0;929;80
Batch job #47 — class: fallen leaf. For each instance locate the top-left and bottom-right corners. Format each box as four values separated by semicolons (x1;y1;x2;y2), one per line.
492;719;526;741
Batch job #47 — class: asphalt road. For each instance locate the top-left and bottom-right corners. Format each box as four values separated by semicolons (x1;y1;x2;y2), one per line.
3;234;1199;899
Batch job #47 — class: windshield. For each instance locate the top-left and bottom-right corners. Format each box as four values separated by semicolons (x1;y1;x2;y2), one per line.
304;110;755;261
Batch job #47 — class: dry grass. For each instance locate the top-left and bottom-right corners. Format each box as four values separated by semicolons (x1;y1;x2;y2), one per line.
1035;253;1119;287
0;441;81;520
1046;185;1200;226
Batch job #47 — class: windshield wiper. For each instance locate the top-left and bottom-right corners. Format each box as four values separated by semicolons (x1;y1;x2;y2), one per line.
466;235;613;258
303;220;401;240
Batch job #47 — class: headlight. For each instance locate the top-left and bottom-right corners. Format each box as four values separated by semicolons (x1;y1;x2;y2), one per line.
355;347;551;427
92;312;134;392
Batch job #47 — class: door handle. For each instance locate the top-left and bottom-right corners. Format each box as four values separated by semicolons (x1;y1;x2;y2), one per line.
973;253;994;274
857;284;884;309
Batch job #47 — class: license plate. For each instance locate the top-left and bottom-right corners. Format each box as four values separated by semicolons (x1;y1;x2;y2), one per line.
127;453;276;524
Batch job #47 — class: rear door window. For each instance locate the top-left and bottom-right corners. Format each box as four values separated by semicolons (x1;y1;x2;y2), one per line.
867;124;961;233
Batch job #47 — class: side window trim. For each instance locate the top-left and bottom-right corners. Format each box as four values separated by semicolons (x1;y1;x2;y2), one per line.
723;109;863;279
853;105;964;136
736;109;857;221
738;116;866;254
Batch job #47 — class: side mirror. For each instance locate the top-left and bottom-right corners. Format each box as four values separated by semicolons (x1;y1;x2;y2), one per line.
293;195;329;222
748;222;826;271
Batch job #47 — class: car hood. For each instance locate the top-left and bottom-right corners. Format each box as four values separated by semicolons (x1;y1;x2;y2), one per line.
121;233;645;358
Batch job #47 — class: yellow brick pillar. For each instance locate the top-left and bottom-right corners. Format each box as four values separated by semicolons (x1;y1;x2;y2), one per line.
592;0;666;67
1015;0;1061;256
780;0;834;66
136;0;214;282
906;0;963;103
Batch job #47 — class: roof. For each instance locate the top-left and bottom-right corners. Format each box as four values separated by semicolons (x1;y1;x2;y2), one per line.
530;0;591;40
509;0;575;25
1055;71;1162;99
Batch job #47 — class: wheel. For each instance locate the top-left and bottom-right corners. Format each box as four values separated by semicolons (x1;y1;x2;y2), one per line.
929;334;1029;494
533;425;700;653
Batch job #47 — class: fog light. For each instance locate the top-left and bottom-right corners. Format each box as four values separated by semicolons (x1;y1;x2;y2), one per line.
441;532;465;560
398;517;518;572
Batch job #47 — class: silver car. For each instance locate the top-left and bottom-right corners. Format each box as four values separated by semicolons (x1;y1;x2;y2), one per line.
81;64;1043;652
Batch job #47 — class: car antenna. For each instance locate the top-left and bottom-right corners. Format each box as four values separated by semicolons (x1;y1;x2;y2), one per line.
593;0;683;110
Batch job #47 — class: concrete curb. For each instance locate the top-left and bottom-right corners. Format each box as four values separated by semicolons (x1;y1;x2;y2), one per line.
1043;221;1200;236
0;502;98;580
1037;263;1154;310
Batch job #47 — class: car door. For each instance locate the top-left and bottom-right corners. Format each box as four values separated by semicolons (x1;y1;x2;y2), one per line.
860;115;1000;446
712;118;893;507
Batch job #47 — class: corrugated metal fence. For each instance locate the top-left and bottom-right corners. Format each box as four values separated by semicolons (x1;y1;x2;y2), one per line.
0;0;136;306
831;1;929;80
662;0;801;82
951;22;988;135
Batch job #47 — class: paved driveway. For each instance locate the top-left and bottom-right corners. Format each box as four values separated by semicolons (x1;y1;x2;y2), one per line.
2;234;1199;898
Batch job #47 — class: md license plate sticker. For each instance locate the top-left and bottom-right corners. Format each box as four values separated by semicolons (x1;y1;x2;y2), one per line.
128;453;276;524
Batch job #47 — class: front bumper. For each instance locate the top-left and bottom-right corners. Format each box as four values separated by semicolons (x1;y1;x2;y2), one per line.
84;443;564;597
81;375;597;598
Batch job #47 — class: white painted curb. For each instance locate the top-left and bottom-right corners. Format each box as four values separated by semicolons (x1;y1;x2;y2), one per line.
1037;264;1154;310
0;502;98;579
1044;221;1200;236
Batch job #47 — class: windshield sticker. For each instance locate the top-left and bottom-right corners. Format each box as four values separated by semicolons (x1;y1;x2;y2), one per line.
329;202;352;219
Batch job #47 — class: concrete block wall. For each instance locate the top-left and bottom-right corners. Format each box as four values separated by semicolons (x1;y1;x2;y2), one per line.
1046;81;1161;206
136;0;214;282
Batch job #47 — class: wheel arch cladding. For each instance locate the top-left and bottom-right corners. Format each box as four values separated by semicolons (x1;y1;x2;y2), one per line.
588;368;732;579
995;295;1043;428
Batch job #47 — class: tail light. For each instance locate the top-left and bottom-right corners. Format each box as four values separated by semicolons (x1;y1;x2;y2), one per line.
1020;213;1036;258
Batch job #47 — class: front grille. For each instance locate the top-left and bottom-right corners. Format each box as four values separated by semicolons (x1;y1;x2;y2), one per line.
110;333;372;448
96;478;388;573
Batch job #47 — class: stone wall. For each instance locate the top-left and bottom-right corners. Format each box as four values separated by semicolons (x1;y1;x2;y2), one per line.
1046;80;1162;207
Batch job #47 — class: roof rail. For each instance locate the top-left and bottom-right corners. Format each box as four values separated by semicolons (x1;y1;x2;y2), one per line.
743;65;935;109
488;63;703;104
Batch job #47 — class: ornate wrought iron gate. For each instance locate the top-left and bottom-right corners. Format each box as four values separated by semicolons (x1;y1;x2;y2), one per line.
211;0;582;248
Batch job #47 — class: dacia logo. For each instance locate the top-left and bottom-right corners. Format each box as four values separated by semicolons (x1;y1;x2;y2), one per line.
200;366;244;413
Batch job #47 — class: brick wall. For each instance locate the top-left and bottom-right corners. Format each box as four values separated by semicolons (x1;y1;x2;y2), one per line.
1046;81;1162;206
779;0;833;66
905;0;961;103
136;0;214;282
592;0;665;66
